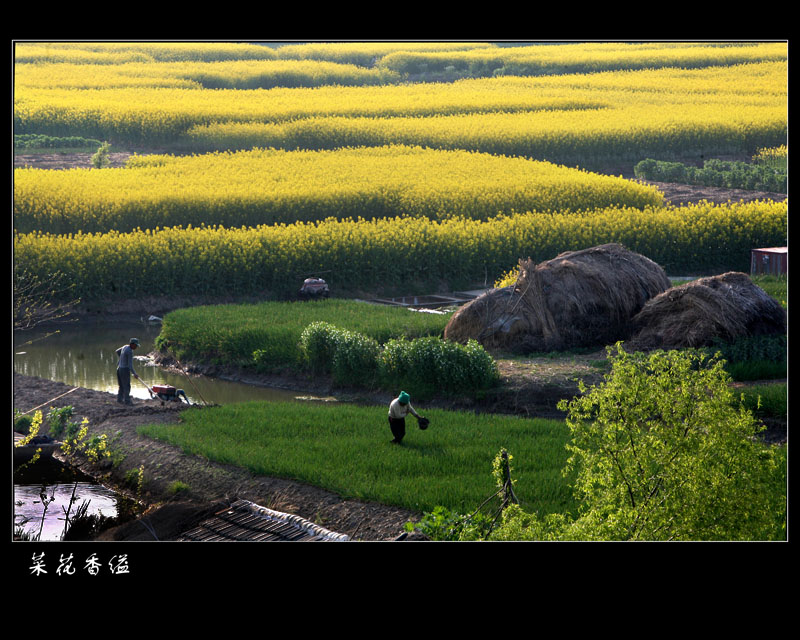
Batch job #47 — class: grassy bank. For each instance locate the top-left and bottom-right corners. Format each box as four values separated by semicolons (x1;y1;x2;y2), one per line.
155;298;450;370
137;400;576;517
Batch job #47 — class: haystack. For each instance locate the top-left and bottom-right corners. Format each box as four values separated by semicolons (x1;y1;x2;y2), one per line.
625;271;786;351
443;243;671;353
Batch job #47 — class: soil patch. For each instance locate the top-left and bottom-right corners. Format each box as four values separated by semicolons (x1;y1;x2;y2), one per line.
640;179;786;207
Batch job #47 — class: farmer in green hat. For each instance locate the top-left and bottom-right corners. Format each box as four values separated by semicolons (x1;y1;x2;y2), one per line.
388;391;421;444
115;338;140;405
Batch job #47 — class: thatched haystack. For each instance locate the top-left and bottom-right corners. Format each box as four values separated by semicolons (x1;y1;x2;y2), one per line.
625;271;786;351
443;243;671;353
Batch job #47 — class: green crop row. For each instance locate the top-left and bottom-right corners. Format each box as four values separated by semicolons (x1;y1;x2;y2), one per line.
137;400;575;517
14;133;103;150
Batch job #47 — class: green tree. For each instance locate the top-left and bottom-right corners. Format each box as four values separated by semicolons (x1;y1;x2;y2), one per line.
91;141;112;168
491;344;785;541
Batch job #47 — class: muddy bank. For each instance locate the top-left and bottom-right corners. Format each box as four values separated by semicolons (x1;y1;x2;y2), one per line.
150;347;591;421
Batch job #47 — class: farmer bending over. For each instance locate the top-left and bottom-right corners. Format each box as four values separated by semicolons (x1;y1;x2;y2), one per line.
388;391;420;445
116;338;140;405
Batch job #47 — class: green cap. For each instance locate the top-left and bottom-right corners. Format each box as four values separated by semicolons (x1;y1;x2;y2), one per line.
398;391;410;404
130;338;140;346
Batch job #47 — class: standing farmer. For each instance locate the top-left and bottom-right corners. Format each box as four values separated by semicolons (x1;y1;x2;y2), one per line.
116;338;140;405
388;391;421;445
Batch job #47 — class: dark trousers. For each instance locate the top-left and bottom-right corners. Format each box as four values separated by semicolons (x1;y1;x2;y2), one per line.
389;417;406;443
117;367;132;404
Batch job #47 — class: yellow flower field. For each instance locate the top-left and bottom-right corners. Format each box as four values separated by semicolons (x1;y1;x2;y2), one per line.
14;200;787;302
14;145;665;234
13;42;788;305
15;53;787;163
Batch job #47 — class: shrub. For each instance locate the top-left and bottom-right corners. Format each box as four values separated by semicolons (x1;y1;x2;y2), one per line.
14;413;33;434
554;345;785;540
331;329;380;387
298;322;498;396
480;345;787;540
378;336;498;397
298;321;342;374
90;141;112;168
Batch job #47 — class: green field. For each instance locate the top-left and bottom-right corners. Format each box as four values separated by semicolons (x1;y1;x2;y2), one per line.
138;400;576;517
155;298;450;370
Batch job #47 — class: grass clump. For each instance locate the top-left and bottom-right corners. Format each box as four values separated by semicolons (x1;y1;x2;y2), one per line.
739;383;787;419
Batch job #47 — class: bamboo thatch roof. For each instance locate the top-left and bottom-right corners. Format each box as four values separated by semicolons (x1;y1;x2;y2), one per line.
178;500;350;542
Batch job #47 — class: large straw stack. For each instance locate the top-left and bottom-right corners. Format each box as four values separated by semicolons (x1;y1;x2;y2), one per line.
444;243;671;353
625;271;786;351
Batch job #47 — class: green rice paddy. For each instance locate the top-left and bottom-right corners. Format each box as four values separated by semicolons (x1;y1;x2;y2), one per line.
138;400;577;517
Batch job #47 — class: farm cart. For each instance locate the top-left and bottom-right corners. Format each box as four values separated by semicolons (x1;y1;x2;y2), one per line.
146;383;190;404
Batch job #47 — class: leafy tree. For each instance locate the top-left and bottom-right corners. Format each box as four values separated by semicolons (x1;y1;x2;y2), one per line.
491;344;786;541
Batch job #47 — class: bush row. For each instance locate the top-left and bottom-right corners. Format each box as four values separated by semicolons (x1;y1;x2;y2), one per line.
703;334;787;381
634;157;787;193
14;133;103;150
292;321;499;397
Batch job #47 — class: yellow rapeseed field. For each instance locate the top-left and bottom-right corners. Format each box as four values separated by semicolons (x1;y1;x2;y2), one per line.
14;200;787;302
13;42;788;304
377;41;788;75
14;145;666;234
15;51;787;160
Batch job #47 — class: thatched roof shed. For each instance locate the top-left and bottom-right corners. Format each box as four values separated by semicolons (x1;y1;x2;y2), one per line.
443;243;671;353
625;271;786;351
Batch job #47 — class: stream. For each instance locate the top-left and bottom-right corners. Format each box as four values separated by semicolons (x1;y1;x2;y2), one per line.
13;317;303;405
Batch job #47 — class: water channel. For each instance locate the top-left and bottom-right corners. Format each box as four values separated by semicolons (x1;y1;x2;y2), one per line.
13;316;309;540
13;317;303;405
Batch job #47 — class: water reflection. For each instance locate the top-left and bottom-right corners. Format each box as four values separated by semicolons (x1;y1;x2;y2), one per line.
14;318;301;405
14;457;121;541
